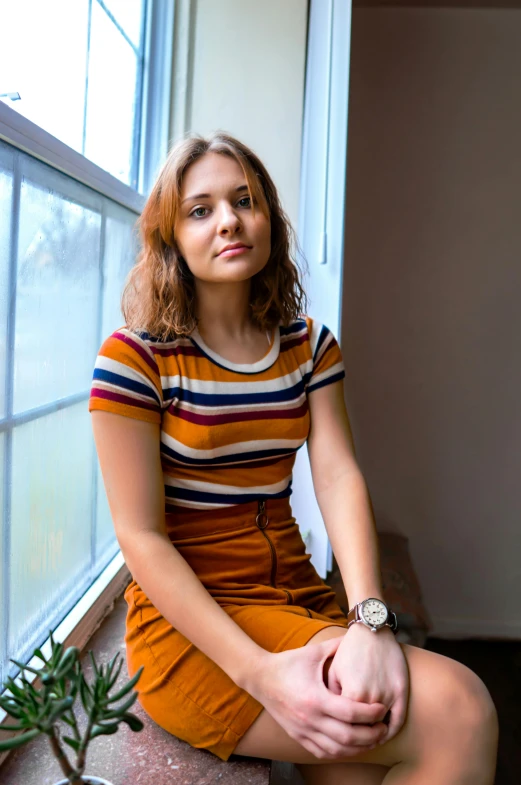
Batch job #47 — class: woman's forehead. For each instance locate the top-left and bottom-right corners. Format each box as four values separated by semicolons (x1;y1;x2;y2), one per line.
181;153;244;194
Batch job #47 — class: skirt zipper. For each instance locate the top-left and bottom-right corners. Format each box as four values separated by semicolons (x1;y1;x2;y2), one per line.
256;500;293;605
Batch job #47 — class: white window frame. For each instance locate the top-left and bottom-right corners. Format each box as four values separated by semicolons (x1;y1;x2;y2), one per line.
0;0;174;734
292;0;353;578
0;0;174;204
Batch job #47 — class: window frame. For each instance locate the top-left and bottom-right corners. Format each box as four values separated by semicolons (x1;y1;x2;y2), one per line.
0;0;174;730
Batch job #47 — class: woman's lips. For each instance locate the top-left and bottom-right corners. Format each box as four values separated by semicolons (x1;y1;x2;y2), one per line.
218;246;252;257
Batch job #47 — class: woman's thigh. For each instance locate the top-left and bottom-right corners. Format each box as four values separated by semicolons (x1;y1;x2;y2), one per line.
234;627;498;770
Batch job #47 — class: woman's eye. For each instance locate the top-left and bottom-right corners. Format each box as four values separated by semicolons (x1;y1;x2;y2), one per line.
190;196;252;218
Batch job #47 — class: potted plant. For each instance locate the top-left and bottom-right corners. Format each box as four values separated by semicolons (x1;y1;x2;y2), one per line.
0;632;144;785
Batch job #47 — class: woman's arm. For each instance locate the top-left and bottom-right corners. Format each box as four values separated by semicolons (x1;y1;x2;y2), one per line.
91;411;265;687
307;380;409;744
307;380;383;607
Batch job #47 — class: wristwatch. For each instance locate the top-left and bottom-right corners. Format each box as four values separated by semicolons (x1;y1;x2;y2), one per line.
347;598;398;634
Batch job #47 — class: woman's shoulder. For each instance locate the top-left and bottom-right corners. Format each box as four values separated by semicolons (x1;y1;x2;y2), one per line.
282;314;335;345
97;325;189;370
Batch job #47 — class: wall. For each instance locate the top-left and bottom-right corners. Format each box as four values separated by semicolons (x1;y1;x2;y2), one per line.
343;7;521;637
169;0;309;229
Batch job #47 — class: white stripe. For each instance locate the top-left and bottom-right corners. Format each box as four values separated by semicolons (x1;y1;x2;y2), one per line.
161;431;305;460
313;330;336;366
92;380;156;406
173;395;307;416
164;474;292;495
97;355;160;397
308;361;344;388
166;498;233;509
160;365;312;396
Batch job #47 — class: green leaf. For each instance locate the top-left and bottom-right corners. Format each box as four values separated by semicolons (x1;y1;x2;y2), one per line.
50;641;64;669
0;724;23;732
89;722;119;739
0;700;22;719
106;658;123;692
101;691;138;720
62;736;82;752
4;680;27;700
120;712;144;733
0;728;40;752
9;660;42;677
88;651;100;678
55;647;79;679
32;648;46;663
79;675;92;712
47;696;75;723
106;667;143;704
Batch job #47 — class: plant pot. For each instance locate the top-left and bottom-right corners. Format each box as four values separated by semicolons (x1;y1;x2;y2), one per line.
54;778;114;785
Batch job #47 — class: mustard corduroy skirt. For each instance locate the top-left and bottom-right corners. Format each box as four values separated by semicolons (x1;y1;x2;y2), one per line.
124;497;348;761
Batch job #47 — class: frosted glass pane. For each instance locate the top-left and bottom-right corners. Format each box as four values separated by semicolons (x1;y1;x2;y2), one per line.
85;2;138;186
14;176;101;413
9;404;94;661
0;1;89;153
101;207;138;339
95;205;137;563
0;433;5;685
0;148;14;419
103;0;145;47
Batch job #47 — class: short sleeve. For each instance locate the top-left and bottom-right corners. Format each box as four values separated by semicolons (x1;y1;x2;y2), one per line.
306;317;346;394
89;327;163;424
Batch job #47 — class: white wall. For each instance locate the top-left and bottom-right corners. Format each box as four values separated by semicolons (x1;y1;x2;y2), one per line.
170;0;308;229
343;8;521;638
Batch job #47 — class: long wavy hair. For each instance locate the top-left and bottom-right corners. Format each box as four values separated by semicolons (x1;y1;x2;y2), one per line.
121;131;308;340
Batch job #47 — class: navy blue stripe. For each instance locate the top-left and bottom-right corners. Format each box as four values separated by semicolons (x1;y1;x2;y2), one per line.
313;325;330;361
307;371;345;394
161;443;300;467
165;484;293;504
280;319;306;336
93;368;161;405
162;379;306;406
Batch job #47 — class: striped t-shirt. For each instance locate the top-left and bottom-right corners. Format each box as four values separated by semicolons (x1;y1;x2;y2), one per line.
88;316;345;510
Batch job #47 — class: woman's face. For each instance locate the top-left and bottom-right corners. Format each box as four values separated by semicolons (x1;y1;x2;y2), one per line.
174;152;271;285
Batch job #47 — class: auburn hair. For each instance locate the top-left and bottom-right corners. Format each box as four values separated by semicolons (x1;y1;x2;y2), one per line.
121;131;308;340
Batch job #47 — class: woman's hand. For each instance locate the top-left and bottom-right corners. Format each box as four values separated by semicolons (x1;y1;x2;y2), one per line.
326;624;410;745
244;637;390;760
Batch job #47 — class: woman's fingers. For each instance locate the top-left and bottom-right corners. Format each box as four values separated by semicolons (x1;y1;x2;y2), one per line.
380;692;408;744
316;715;388;749
320;690;388;726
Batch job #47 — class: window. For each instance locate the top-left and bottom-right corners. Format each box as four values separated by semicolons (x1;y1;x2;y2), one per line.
0;141;139;687
0;0;172;194
0;0;174;687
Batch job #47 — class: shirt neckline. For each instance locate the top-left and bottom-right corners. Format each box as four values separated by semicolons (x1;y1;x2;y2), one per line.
189;326;281;374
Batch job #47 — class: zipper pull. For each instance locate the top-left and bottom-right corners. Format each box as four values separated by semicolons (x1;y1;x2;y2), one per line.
256;500;269;529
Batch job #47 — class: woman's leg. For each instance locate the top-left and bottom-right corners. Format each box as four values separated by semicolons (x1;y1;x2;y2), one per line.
234;628;498;785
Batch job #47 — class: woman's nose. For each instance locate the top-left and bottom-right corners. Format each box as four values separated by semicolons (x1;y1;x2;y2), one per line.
216;203;242;233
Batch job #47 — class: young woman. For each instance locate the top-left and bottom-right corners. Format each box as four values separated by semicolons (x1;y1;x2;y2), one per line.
89;133;498;784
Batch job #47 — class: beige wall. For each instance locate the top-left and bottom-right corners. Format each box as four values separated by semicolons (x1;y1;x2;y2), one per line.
169;0;308;229
343;7;521;637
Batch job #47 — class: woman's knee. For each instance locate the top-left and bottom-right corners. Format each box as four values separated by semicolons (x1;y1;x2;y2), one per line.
409;647;498;755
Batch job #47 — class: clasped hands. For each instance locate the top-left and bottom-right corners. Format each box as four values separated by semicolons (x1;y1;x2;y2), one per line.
248;623;409;760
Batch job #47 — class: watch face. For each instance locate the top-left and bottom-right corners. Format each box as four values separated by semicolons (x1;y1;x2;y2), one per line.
361;599;388;627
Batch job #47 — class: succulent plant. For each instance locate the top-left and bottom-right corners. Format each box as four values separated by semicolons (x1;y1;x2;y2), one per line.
0;631;144;784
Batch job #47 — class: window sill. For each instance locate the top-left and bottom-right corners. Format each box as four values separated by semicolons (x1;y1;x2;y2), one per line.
0;593;280;785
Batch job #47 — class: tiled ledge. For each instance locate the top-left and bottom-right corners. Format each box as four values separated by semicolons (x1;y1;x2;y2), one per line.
0;596;275;785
